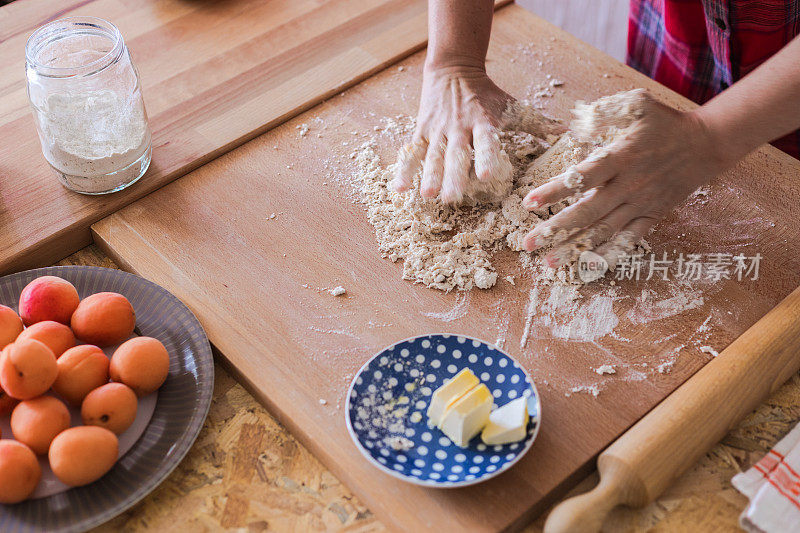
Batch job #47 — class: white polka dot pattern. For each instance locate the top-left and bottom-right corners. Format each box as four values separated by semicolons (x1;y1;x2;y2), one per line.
346;334;540;488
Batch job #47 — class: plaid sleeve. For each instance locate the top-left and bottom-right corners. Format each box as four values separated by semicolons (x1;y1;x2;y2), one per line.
627;0;800;160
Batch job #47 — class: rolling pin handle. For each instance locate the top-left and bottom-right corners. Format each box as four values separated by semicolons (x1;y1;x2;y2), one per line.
543;473;623;533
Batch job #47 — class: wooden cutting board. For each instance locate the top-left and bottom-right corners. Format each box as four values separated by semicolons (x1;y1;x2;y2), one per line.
92;4;800;532
0;0;465;273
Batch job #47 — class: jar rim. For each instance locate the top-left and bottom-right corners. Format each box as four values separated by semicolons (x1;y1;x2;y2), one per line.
25;16;123;77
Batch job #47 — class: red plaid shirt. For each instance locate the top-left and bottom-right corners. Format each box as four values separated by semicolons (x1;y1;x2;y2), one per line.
627;0;800;159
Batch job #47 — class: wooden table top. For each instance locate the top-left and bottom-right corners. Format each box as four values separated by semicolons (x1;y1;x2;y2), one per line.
59;245;799;532
89;3;800;529
0;0;444;273
6;0;798;529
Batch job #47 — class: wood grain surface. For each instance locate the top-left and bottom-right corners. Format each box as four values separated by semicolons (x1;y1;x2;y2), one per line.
59;244;800;532
545;284;800;531
0;0;447;273
90;5;800;530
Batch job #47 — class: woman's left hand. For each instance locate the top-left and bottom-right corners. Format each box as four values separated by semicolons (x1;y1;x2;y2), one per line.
522;93;736;267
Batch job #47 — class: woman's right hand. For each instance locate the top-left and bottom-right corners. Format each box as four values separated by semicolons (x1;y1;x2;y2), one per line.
393;64;514;203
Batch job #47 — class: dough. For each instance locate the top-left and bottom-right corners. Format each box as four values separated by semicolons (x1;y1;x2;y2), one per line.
356;91;650;291
571;88;647;143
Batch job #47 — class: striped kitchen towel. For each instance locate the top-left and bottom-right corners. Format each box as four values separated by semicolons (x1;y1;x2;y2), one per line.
732;422;800;533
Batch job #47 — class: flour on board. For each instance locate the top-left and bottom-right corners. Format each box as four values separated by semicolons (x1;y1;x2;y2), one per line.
422;292;470;322
567;384;600;397
595;364;616;375
344;89;718;400
699;345;719;357
355;90;650;292
627;287;705;324
329;286;347;297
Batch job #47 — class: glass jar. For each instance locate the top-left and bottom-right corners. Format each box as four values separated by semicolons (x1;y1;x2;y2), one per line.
25;17;151;195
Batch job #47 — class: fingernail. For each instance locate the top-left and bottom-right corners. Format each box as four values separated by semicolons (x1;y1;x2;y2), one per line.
544;254;563;268
523;234;540;252
523;196;540;209
441;192;459;204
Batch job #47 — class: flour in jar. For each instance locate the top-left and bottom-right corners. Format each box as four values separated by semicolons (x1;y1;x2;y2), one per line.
38;89;150;192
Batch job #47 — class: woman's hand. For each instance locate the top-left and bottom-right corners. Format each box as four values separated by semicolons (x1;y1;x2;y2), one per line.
393;65;514;203
522;93;736;267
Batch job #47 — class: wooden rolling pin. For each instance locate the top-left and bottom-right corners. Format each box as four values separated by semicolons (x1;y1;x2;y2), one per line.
544;285;800;533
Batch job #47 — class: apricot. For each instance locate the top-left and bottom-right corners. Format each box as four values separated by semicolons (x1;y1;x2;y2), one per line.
52;345;109;406
70;292;136;347
10;396;71;455
0;440;41;503
81;383;138;434
0;305;23;348
0;389;19;416
0;339;58;400
0;388;18;416
109;337;169;396
17;320;75;358
18;276;80;326
0;349;15;415
49;426;118;487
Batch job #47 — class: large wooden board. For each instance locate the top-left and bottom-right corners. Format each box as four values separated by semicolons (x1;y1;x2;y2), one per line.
92;5;800;532
0;0;442;273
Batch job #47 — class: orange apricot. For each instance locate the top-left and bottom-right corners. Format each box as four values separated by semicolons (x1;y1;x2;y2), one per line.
17;320;75;358
109;337;169;396
0;347;15;415
52;345;109;406
0;305;23;348
18;276;80;326
49;426;118;487
0;339;58;400
70;292;135;347
0;387;18;416
10;396;71;455
0;440;41;503
81;383;138;435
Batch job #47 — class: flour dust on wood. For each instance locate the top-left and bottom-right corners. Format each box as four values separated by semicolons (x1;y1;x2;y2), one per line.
337;87;722;399
354;90;649;292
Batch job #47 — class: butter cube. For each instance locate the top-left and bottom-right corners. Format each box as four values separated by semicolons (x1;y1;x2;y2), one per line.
440;383;492;447
481;397;529;446
427;368;479;427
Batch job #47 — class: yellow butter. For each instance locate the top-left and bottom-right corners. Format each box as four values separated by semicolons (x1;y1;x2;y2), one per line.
481;397;529;446
426;368;479;427
440;383;492;448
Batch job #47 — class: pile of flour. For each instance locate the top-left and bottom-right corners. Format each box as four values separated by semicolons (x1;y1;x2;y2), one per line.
356;90;647;291
39;89;150;192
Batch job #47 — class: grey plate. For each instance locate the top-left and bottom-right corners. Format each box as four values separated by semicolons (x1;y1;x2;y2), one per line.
0;266;214;533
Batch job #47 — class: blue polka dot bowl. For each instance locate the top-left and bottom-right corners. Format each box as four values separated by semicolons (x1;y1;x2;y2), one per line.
345;334;541;488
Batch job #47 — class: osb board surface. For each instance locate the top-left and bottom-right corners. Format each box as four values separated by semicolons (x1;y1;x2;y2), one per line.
57;245;799;532
91;5;800;531
0;0;440;273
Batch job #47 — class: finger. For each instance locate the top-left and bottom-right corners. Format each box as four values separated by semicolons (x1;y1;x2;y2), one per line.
595;217;655;269
542;203;640;268
441;131;472;204
421;134;446;200
522;147;619;210
523;184;625;251
473;124;504;182
392;137;428;192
